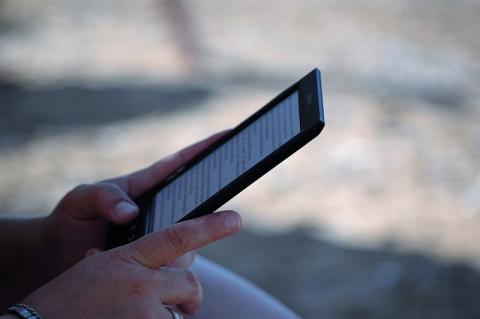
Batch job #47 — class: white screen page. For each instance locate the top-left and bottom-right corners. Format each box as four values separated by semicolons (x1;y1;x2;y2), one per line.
152;91;300;230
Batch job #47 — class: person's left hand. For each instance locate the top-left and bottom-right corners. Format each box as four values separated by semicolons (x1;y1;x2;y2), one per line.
40;131;228;278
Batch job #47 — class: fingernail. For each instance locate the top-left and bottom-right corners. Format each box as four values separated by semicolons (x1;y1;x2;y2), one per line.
219;211;241;232
114;201;138;219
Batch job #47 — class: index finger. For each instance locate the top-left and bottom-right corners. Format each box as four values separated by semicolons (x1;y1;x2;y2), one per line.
122;211;241;269
107;130;230;198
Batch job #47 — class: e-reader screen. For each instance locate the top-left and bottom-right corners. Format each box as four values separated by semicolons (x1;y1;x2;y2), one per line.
152;91;300;230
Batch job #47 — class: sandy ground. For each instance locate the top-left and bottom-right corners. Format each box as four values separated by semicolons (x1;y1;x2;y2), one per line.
1;1;480;318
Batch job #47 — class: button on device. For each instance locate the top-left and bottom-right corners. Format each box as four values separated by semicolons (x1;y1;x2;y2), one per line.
306;93;312;105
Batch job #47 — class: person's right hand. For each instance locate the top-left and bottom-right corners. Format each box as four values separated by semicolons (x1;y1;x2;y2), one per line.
23;210;241;319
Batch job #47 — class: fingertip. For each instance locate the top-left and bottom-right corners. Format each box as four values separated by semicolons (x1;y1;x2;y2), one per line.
178;304;197;316
216;210;242;233
113;201;139;223
177;272;203;315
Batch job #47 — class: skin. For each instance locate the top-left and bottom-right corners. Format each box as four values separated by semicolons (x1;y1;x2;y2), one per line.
0;131;299;318
0;132;232;316
23;210;241;318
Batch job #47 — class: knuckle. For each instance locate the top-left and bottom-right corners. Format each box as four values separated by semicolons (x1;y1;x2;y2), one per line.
150;160;167;180
109;247;132;263
183;251;196;267
97;181;122;192
123;243;151;267
94;182;124;198
128;275;153;298
60;184;91;207
180;270;202;314
64;182;125;203
65;183;113;204
64;183;90;199
71;183;91;192
162;227;190;253
185;270;201;299
167;252;195;269
88;182;128;209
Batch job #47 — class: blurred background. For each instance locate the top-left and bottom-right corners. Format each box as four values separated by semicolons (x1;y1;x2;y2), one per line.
0;0;479;317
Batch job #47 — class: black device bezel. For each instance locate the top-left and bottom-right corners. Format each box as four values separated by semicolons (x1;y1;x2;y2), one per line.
106;68;324;249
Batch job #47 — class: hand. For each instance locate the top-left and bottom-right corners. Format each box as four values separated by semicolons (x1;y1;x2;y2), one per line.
40;131;228;278
24;210;242;318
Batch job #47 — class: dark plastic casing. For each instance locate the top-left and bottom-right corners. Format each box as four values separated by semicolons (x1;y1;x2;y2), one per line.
106;68;325;249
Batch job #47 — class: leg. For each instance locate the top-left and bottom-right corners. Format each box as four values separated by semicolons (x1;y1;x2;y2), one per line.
188;255;300;319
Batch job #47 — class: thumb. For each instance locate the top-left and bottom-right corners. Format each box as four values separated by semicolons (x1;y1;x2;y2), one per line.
57;182;139;224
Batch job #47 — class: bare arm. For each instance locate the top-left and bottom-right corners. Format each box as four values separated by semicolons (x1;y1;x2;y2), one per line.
0;218;50;308
0;131;228;308
0;130;300;318
1;211;241;319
